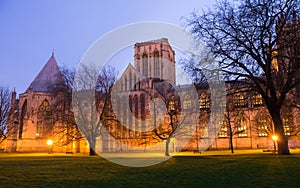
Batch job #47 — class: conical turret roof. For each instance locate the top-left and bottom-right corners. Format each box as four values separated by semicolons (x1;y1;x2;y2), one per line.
26;52;64;93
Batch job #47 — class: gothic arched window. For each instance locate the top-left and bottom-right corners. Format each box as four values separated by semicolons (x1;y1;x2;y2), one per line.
134;95;139;134
124;76;127;91
183;94;191;110
237;115;247;137
140;94;146;132
168;95;175;112
218;118;228;138
129;72;132;90
37;100;53;138
253;92;263;107
142;53;148;77
128;95;133;134
233;90;245;108
133;75;137;90
140;94;146;120
153;51;160;77
282;112;293;136
129;95;133;113
199;92;210;109
122;96;127;125
19;100;27;139
256;112;270;137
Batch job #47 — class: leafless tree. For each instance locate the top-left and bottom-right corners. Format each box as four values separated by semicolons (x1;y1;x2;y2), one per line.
184;0;300;155
151;89;181;156
0;86;12;143
224;88;253;153
133;79;196;156
44;66;83;152
72;64;117;155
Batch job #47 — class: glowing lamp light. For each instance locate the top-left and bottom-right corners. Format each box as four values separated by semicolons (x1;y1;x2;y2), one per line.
46;139;53;146
272;135;278;141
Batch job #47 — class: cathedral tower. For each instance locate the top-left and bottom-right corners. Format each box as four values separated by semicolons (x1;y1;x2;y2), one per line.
134;38;176;85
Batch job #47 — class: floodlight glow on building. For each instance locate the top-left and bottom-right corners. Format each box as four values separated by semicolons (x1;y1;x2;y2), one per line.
272;135;278;141
46;139;53;146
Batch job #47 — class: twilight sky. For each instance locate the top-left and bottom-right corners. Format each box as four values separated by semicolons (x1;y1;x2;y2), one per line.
0;0;215;94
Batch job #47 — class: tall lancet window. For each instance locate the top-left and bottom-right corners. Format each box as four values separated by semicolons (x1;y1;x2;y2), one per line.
129;95;133;137
140;94;146;132
153;51;160;77
36;100;53;138
134;95;139;136
142;53;148;77
124;76;127;91
129;72;132;90
19;100;27;139
140;94;146;120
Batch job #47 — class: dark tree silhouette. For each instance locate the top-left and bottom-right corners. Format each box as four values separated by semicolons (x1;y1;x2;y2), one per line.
150;80;181;156
72;64;117;156
184;0;300;155
50;66;82;152
133;79;196;156
223;87;253;154
0;86;12;143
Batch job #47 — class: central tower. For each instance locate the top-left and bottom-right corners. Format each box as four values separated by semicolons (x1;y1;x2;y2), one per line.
134;38;176;84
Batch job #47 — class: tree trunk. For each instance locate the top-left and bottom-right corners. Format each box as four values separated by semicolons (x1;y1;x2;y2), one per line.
165;139;170;156
229;134;234;154
228;120;234;154
269;108;290;155
89;140;97;156
89;147;97;156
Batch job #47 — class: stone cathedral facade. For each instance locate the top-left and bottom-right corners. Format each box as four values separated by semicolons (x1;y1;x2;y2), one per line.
5;53;87;153
4;38;300;153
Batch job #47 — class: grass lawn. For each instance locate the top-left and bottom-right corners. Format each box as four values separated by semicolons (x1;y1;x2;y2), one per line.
0;150;300;188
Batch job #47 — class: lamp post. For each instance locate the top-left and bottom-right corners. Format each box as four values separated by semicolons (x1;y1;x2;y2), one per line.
47;139;53;154
272;135;278;152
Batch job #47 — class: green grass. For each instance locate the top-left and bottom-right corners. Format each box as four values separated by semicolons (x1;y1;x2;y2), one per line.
0;152;300;188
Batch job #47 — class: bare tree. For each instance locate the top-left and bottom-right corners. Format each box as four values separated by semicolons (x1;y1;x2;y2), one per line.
224;89;252;154
151;83;181;156
133;79;196;156
36;65;85;153
0;86;12;143
50;66;82;150
72;64;117;156
184;0;300;155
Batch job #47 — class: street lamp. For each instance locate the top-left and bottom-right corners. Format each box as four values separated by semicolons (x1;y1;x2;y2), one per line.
272;135;278;152
47;139;53;154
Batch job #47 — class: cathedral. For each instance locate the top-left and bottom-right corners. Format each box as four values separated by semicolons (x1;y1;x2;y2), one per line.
4;37;300;154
